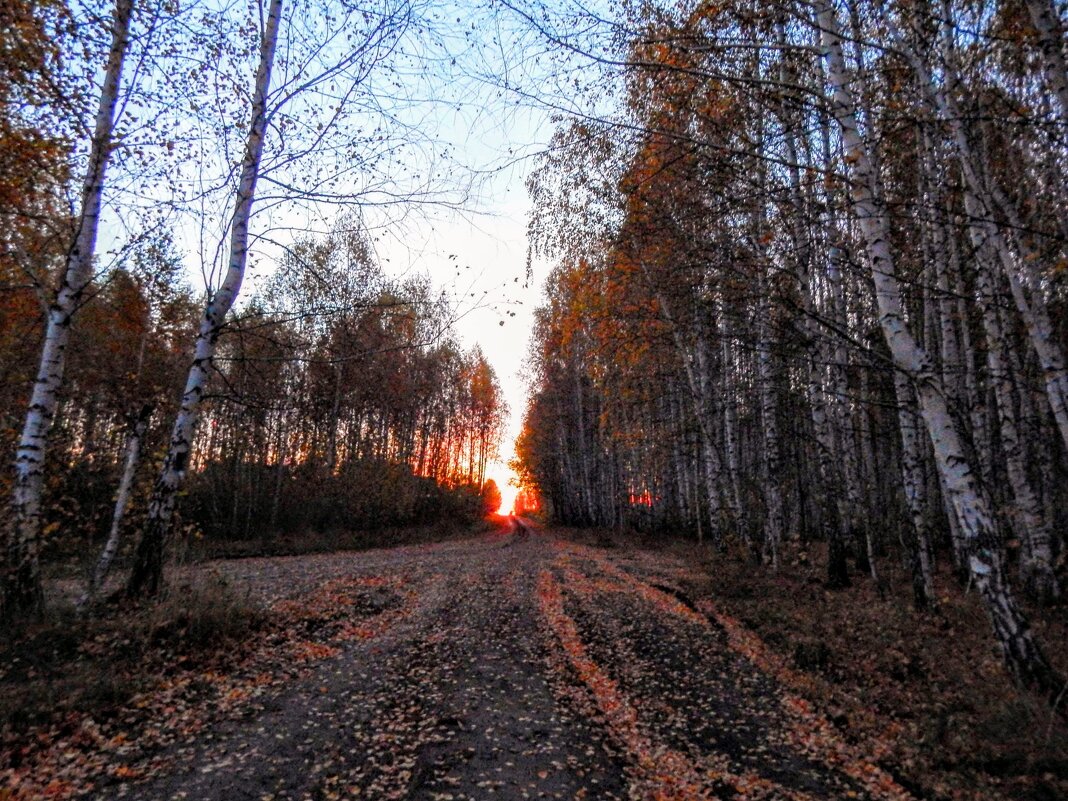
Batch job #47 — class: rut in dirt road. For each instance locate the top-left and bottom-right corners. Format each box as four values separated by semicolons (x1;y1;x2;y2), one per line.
97;530;913;800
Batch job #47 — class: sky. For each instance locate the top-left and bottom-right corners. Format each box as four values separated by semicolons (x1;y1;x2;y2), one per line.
431;203;542;515
248;7;560;515
293;2;584;515
373;134;552;516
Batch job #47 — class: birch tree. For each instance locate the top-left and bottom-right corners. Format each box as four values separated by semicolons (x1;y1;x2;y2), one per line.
125;0;284;596
124;0;475;595
814;0;1058;694
4;0;134;613
508;0;1068;704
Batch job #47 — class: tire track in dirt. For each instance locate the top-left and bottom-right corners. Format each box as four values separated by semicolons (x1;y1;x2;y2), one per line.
538;541;914;800
34;530;921;800
113;533;625;801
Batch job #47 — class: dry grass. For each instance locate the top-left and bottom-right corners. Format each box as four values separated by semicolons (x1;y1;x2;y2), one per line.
190;517;499;560
0;574;266;733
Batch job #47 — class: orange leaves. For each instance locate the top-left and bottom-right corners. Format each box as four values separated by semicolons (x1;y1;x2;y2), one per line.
539;560;741;800
2;571;413;801
40;780;76;799
292;641;342;662
338;624;376;641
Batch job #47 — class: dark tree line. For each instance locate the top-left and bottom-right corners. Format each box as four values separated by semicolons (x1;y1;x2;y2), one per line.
1;220;506;605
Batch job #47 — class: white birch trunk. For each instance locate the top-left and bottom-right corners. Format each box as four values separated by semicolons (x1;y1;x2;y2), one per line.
649;281;723;539
931;218;971;571
948;236;996;504
893;8;1068;455
757;288;783;569
126;0;283;596
719;312;743;526
966;192;1060;601
1024;0;1068;122
894;373;936;608
4;0;135;613
817;0;1058;693
78;404;153;609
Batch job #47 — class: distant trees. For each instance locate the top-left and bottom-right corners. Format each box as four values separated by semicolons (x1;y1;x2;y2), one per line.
0;217;507;608
481;479;503;515
512;0;1068;701
171;222;508;543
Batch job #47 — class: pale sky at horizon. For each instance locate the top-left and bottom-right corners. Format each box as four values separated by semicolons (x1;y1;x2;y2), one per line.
372;134;554;516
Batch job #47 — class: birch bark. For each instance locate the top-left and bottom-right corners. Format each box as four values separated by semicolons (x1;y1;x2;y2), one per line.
817;0;1059;694
1024;0;1068;122
967;192;1060;601
719;312;743;527
757;279;783;569
126;0;283;596
891;7;1068;454
4;0;135;613
894;373;936;608
79;404;153;608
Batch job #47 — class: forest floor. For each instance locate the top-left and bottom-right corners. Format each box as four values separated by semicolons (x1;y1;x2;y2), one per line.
2;522;1065;800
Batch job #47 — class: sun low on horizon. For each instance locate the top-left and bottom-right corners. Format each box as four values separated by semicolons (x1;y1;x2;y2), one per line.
485;461;520;515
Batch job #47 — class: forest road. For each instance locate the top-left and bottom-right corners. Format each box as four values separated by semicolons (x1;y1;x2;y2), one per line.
115;531;913;801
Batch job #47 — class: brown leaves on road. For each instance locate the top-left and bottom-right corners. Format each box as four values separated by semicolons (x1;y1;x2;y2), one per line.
1;574;410;800
5;531;940;800
538;541;917;800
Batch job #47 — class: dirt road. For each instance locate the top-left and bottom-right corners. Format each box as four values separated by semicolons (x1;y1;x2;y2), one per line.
95;528;914;800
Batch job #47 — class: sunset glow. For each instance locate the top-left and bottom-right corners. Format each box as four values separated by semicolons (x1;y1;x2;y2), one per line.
486;462;520;515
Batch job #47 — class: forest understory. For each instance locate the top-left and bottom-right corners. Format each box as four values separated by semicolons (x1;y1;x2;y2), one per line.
3;523;1065;801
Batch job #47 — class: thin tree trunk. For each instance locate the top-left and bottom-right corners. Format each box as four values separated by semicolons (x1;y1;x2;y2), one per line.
79;404;153;608
756;275;783;570
126;0;283;597
720;315;743;527
270;417;285;532
894;374;937;609
4;0;135;614
967;192;1060;601
1024;0;1068;122
817;0;1061;697
327;363;342;473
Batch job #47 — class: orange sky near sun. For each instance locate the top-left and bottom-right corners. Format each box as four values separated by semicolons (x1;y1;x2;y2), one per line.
485;463;520;515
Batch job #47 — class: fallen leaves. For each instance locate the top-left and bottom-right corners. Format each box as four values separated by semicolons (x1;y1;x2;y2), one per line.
544;542;917;800
1;572;411;800
8;530;1034;801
